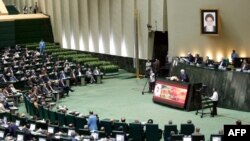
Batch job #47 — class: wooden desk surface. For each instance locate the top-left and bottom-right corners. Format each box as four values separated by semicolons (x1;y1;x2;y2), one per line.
0;13;49;21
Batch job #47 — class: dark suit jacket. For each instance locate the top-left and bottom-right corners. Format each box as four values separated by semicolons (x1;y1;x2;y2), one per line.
42;75;50;83
194;57;203;64
204;59;213;66
188;55;194;63
179;73;189;82
58;81;65;88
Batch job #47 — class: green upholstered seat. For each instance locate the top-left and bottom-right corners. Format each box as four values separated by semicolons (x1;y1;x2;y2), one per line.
146;124;161;141
128;123;144;141
57;112;66;126
180;124;195;136
75;116;87;131
100;120;113;136
164;125;178;141
49;110;57;124
65;114;75;126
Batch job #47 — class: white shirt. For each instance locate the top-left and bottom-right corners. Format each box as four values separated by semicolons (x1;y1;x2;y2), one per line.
94;70;100;75
146;62;152;70
149;72;155;82
206;26;214;32
210;91;218;101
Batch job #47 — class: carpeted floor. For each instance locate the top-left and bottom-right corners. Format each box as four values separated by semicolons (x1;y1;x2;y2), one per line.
18;70;250;140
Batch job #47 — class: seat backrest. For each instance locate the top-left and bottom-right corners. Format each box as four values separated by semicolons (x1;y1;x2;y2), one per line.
164;124;178;140
113;122;128;132
19;117;27;126
129;123;144;141
36;122;47;130
98;130;107;139
65;114;75;126
75;116;87;131
38;105;44;119
100;120;113;136
78;128;90;136
56;112;66;126
23;96;29;113
146;124;160;141
171;134;184;141
180;124;195;136
42;108;49;120
191;134;205;141
28;101;35;116
49;110;57;124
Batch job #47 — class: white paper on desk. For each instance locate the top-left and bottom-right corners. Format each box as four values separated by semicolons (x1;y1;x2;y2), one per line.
212;137;221;141
68;129;75;136
54;136;60;139
17;134;24;141
38;138;46;141
3;117;7;123
116;134;125;141
183;136;191;141
15;120;20;126
0;131;4;138
48;127;54;133
30;124;36;131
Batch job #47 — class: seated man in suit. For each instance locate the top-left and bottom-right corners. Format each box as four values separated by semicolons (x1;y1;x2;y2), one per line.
59;70;67;80
218;58;229;70
9;73;18;82
8;122;19;136
120;118;129;132
146;119;162;140
41;83;50;96
194;54;202;65
58;79;74;96
241;59;250;71
8;84;22;96
37;74;44;84
64;63;71;73
42;74;50;83
86;68;95;83
0;74;8;84
93;67;103;81
187;52;194;63
179;69;189;82
70;69;78;85
93;67;101;75
204;56;213;66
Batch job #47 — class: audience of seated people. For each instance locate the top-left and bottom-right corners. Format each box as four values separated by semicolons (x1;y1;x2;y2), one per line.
179;51;250;71
0;45;106;110
0;97;245;141
1;45;245;140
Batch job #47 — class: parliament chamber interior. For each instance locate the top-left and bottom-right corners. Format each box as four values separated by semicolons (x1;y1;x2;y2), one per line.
0;0;250;141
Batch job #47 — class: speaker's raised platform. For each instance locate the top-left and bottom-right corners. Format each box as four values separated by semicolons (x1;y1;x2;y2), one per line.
0;13;49;21
171;62;250;112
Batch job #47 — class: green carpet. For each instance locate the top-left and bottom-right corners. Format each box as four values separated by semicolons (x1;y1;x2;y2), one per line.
18;72;250;140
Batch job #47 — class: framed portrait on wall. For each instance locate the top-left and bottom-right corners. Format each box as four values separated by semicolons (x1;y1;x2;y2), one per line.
201;9;219;35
